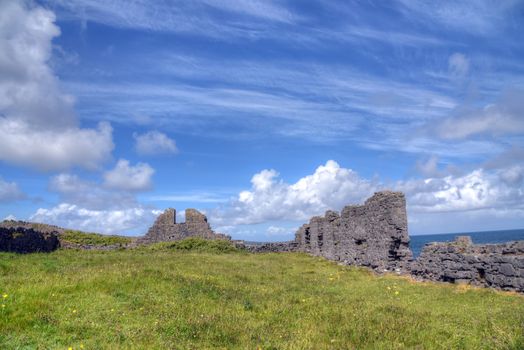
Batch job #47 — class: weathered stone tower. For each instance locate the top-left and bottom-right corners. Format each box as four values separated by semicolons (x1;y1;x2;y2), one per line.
138;208;229;244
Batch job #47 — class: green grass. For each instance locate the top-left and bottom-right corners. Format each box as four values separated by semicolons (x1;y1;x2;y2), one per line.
0;241;523;349
146;237;240;253
60;230;133;246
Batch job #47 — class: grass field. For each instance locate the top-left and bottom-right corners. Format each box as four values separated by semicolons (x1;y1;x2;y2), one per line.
1;239;523;349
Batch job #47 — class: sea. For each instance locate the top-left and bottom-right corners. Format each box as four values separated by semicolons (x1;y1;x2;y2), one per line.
410;229;524;257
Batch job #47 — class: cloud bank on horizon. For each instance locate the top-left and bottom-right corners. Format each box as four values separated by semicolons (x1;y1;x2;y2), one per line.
0;0;523;239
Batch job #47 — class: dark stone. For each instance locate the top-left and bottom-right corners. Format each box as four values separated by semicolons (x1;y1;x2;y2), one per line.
294;191;412;271
0;227;60;253
411;236;524;292
137;208;230;244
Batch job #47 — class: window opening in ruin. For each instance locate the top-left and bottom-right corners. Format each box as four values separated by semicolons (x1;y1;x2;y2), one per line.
304;228;311;247
477;268;486;281
354;239;366;246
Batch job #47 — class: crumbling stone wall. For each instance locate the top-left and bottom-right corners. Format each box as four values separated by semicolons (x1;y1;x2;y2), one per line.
0;227;60;253
237;241;299;253
411;236;524;292
138;208;229;244
294;191;412;271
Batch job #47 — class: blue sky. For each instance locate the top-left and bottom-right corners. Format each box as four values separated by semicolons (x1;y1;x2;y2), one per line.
1;0;523;240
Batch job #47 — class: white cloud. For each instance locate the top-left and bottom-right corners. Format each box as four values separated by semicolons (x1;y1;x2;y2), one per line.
0;177;25;202
448;53;469;77
415;155;442;177
30;203;161;234
398;1;519;35
0;1;113;171
49;172;138;210
42;0;295;38
3;214;17;221
37;170;162;234
398;169;524;213
210;160;524;237
211;160;378;225
103;159;155;192
0;120;113;171
266;225;294;236
434;89;524;140
133;131;178;156
498;166;523;187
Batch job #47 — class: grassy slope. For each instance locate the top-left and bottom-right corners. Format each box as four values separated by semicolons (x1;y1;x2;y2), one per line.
0;242;523;349
60;230;133;246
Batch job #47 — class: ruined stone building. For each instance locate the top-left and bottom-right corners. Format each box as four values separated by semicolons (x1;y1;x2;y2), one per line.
244;191;523;292
411;236;524;292
293;191;412;270
137;208;229;244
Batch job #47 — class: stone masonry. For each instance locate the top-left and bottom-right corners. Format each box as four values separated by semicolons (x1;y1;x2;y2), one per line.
294;191;412;271
411;236;524;292
0;226;60;253
137;208;230;244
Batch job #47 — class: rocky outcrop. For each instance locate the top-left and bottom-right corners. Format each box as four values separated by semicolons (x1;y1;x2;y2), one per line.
294;191;412;271
411;236;524;292
0;226;60;253
138;208;230;244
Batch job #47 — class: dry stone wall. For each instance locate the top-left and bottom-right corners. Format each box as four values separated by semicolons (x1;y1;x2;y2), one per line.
138;208;230;244
0;226;60;253
411;236;524;292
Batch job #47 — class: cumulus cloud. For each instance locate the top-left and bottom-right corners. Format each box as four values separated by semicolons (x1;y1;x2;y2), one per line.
398;169;524;213
103;159;155;192
36;168;159;234
133;131;178;156
0;177;25;202
211;160;378;225
0;1;113;171
210;160;524;236
448;53;469;77
3;214;17;221
0;120;113;171
433;89;524;140
50;172;137;210
31;204;161;234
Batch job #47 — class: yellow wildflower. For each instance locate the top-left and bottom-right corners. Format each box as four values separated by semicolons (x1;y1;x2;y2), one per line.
2;294;7;299
68;347;73;350
1;304;5;308
395;291;399;295
72;309;77;314
80;344;84;349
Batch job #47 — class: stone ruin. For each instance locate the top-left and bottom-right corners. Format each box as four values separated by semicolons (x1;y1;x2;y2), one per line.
137;208;230;244
411;236;524;292
294;191;412;271
0;225;60;253
1;192;522;293
241;191;523;293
